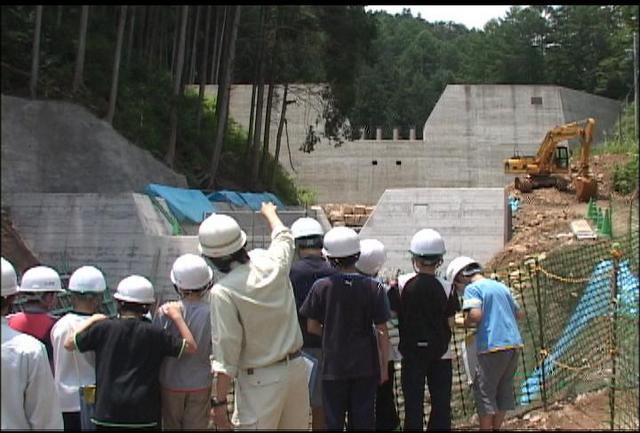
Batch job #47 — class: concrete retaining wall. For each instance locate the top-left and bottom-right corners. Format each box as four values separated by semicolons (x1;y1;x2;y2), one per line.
359;188;507;274
195;84;620;204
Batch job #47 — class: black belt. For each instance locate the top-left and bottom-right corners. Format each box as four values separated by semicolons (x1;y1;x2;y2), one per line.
247;350;302;375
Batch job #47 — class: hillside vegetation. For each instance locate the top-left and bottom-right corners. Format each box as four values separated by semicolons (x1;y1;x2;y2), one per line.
1;6;637;204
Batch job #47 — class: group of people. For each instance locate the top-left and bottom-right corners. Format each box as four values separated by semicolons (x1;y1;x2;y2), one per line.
1;201;524;431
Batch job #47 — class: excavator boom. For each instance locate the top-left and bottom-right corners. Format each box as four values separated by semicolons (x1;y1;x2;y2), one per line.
504;118;597;202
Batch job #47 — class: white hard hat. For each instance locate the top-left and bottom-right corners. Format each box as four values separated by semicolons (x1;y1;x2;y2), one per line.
198;214;247;258
19;266;63;293
446;256;479;282
356;239;387;276
113;275;155;304
68;266;107;293
291;217;324;239
170;254;213;290
1;257;19;297
322;227;360;258
409;228;446;257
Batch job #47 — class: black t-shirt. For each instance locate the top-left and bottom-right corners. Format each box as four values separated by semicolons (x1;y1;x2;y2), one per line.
75;317;184;426
398;273;459;361
290;255;338;348
300;273;390;380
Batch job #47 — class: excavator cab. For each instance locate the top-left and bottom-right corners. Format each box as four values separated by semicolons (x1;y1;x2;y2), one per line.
553;146;569;171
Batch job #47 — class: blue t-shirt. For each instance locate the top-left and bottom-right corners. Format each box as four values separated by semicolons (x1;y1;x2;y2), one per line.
300;273;390;380
462;278;523;354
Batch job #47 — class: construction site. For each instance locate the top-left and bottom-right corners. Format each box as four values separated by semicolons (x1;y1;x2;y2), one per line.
1;83;638;430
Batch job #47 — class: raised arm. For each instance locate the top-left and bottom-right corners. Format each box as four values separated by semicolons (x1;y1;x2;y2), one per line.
160;301;198;354
261;202;284;232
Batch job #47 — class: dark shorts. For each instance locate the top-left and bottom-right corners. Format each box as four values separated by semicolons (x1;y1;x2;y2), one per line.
472;349;519;416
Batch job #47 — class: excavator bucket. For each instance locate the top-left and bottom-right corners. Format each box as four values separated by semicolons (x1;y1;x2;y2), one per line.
574;176;597;202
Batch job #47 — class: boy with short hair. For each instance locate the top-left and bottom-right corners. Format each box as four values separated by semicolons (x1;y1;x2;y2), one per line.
50;265;107;431
153;254;214;430
300;227;390;430
65;274;198;430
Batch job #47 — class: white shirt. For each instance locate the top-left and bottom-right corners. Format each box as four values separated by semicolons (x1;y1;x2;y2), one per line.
2;317;64;430
398;272;456;359
210;226;303;378
50;312;98;412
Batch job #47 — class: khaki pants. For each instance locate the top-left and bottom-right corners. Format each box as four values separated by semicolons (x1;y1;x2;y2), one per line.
161;387;211;430
232;357;310;430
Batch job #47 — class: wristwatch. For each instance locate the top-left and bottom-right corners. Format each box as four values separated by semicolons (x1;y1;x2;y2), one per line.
211;397;228;408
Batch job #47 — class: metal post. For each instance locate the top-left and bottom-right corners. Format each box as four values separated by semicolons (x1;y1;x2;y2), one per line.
533;258;548;411
608;244;621;430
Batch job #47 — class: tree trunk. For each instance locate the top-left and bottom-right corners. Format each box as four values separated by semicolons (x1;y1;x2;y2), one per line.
144;6;155;64
249;7;268;187
259;83;274;181
270;83;289;190
188;5;200;84
106;5;127;124
243;83;257;161
170;7;179;77
196;5;212;131
56;6;62;29
136;6;146;56
126;5;135;67
208;6;241;189
211;6;227;84
72;5;89;93
165;5;189;168
29;5;43;99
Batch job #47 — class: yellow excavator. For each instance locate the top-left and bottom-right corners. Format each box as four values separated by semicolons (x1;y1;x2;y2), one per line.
504;117;597;202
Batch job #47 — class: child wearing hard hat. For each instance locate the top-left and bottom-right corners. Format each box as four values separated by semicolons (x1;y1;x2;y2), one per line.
7;265;65;371
355;239;401;431
50;265;108;431
300;227;390;431
64;274;198;430
454;257;525;431
2;257;64;430
289;217;337;431
397;229;460;431
152;254;214;430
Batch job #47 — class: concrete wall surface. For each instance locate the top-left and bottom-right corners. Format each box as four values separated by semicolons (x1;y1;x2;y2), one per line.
3;192;198;302
1;95;187;195
195;84;620;204
359;187;507;275
2;192;316;302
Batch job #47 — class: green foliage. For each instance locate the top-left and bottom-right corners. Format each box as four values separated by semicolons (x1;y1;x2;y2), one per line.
613;156;639;194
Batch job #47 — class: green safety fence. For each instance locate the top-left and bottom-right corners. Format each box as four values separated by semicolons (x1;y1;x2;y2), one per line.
384;221;638;429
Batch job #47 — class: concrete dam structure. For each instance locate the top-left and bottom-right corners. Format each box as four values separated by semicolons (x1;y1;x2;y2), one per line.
197;84;621;205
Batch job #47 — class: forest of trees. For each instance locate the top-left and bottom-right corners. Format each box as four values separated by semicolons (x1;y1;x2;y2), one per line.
1;5;638;202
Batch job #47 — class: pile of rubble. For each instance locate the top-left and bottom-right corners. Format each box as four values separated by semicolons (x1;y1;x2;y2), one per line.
322;203;375;228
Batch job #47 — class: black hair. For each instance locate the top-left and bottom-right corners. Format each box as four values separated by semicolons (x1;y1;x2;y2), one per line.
462;263;483;277
206;248;250;273
328;253;361;269
412;254;443;266
117;300;150;316
295;235;323;250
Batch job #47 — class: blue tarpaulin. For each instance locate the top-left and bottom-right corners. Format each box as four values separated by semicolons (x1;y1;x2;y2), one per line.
144;183;216;224
207;190;286;210
207;190;247;207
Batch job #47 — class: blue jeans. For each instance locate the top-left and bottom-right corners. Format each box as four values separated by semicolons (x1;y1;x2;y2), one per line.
323;376;378;430
401;353;452;431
